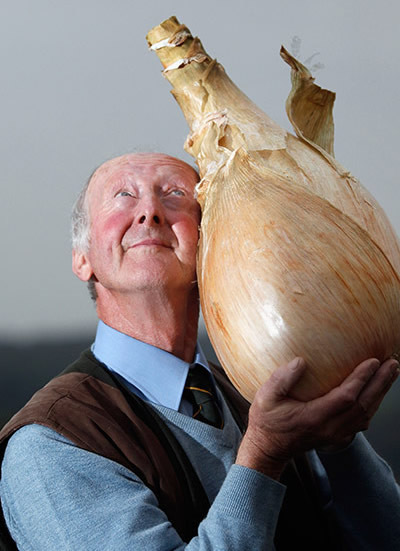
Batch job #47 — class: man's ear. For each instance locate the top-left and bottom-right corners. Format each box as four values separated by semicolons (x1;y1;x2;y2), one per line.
72;249;93;282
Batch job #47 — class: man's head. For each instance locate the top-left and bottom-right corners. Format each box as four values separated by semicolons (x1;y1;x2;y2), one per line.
71;153;201;306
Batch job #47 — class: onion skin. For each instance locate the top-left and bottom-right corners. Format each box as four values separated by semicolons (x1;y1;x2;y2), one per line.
147;17;400;401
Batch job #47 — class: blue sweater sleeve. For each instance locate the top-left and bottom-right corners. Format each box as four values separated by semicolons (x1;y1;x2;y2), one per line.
312;432;400;550
0;424;285;551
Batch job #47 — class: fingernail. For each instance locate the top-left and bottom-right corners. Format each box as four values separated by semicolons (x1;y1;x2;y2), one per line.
288;357;303;370
387;358;400;370
370;358;380;370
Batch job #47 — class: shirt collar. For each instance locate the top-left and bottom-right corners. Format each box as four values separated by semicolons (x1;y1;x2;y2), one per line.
91;320;210;411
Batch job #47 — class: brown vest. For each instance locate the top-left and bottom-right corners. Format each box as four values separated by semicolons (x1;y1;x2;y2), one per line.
0;350;337;549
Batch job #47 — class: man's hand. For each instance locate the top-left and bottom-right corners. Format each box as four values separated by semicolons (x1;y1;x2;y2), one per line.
236;356;399;479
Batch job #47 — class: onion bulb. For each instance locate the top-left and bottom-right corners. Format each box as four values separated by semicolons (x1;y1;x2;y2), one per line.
147;17;400;401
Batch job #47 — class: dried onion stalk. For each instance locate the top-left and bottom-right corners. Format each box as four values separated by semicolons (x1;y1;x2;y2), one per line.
147;16;400;401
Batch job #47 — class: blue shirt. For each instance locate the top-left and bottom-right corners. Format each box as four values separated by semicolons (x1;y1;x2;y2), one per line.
91;320;215;416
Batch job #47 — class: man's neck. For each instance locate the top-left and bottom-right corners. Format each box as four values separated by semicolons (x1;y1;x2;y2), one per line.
96;285;199;363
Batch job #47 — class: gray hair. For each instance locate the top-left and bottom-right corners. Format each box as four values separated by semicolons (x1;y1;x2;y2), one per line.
71;170;97;302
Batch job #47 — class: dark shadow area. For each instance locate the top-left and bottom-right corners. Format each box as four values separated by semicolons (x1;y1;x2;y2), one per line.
0;338;94;427
1;337;399;479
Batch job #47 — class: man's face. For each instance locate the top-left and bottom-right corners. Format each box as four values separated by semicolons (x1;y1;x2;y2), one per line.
73;153;201;297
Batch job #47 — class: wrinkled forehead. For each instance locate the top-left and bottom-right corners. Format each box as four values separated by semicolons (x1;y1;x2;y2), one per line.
88;153;199;198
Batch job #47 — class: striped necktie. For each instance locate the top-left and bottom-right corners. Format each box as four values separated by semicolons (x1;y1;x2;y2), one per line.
184;364;224;429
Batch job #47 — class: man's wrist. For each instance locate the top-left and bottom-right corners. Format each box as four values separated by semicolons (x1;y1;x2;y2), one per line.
235;431;288;480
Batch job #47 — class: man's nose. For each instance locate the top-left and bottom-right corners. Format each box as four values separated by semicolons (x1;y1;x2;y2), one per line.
136;197;165;226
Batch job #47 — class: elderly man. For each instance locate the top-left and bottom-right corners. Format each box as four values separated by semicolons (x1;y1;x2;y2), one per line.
0;152;399;550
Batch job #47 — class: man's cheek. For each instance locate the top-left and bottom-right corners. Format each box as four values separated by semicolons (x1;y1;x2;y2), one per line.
96;212;131;242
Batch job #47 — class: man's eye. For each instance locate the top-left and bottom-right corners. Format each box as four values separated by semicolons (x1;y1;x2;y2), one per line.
116;191;134;198
169;189;185;197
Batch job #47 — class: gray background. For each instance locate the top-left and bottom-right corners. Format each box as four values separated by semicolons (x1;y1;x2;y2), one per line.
1;1;399;471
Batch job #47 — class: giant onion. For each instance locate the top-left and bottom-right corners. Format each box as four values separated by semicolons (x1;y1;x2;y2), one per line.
147;17;400;401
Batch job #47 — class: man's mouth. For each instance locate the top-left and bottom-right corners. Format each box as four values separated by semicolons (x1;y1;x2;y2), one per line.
129;238;171;249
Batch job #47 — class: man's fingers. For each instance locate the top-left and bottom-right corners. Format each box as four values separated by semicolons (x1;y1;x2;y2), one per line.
311;358;399;438
342;358;381;395
357;358;399;415
312;358;381;417
267;357;307;399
